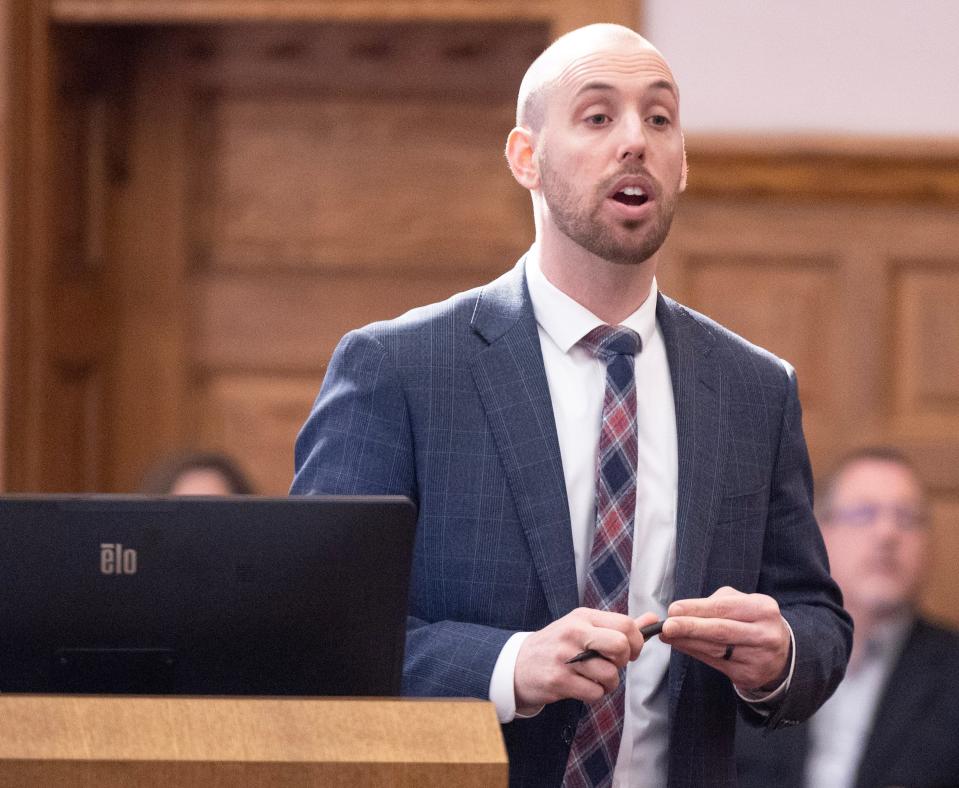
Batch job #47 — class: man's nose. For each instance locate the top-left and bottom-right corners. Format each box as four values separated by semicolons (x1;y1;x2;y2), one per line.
616;113;647;161
873;509;904;540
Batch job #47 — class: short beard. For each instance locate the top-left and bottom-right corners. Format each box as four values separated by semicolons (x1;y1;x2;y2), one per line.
539;149;678;265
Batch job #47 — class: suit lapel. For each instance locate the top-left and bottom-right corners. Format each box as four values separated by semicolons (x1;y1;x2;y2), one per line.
854;620;940;788
466;284;726;634
469;259;579;621
657;294;725;721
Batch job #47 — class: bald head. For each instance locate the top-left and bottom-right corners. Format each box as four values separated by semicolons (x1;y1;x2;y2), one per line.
503;21;687;278
517;24;669;131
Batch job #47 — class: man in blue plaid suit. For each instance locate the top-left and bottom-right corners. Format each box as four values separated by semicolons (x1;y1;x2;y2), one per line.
292;24;851;788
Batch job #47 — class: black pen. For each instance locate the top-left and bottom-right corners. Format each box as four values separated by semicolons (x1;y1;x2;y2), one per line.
565;619;666;664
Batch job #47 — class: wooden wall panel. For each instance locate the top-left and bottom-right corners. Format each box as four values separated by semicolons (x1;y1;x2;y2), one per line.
659;196;959;627
926;497;959;626
172;22;541;495
682;255;840;454
195;375;320;496
192;96;528;271
93;21;544;491
193;270;496;372
685;256;838;400
47;364;106;491
684;135;959;204
50;0;636;29
107;33;195;492
178;19;544;278
891;262;959;435
183;22;547;97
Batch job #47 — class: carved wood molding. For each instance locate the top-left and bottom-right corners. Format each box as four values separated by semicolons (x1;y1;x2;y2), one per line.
685;134;959;203
50;0;562;24
50;0;638;33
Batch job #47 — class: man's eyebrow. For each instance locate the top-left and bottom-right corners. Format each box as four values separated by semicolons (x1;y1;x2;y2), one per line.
648;79;679;98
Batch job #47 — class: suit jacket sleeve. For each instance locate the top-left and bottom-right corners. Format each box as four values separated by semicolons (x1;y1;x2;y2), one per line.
291;328;514;700
743;362;852;728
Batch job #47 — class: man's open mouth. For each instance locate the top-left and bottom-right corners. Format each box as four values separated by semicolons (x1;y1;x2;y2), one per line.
611;186;649;206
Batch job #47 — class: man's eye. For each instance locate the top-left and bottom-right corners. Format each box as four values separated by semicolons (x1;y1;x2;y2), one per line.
585;114;610;125
648;114;671;127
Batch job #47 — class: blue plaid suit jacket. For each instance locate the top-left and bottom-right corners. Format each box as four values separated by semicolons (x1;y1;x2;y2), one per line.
291;258;852;787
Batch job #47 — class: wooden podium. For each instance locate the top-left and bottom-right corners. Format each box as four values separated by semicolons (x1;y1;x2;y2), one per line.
0;696;508;786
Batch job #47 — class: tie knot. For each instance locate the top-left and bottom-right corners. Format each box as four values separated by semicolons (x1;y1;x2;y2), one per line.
578;325;641;362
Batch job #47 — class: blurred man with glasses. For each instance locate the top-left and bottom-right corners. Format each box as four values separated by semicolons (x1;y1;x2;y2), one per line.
737;446;959;788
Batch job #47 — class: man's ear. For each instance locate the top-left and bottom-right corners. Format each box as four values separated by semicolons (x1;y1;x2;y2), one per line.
679;133;688;193
505;126;539;191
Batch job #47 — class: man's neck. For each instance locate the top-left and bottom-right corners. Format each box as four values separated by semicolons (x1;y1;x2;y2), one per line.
533;235;657;325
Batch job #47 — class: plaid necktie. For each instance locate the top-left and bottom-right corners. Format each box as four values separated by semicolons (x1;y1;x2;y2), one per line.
563;325;641;788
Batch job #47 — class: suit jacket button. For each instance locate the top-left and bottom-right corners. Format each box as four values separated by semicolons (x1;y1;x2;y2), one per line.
561;725;573;745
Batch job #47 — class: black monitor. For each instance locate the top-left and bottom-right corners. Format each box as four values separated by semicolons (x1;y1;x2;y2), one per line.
0;495;416;696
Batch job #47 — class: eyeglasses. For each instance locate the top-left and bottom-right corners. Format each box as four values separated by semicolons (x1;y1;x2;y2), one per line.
824;503;928;531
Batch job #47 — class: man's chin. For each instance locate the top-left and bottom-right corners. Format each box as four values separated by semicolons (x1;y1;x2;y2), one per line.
590;229;667;266
564;235;656;267
604;239;664;266
554;218;668;267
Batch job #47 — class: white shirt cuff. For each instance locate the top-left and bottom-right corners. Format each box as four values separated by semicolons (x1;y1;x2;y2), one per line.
734;616;796;706
489;631;542;723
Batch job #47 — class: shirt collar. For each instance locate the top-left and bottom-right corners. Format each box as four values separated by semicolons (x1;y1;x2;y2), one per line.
525;247;659;353
868;610;914;654
857;609;915;669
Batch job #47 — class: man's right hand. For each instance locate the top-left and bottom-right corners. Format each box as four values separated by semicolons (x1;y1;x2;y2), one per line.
513;608;657;715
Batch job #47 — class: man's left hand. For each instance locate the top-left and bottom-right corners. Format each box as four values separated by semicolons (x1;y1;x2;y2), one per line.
660;586;790;692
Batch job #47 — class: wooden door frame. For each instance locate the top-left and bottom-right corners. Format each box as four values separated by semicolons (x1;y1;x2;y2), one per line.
0;1;11;489
3;0;53;492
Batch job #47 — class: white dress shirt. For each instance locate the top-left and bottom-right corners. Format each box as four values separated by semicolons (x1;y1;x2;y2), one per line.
488;249;793;786
804;613;912;788
490;248;678;787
